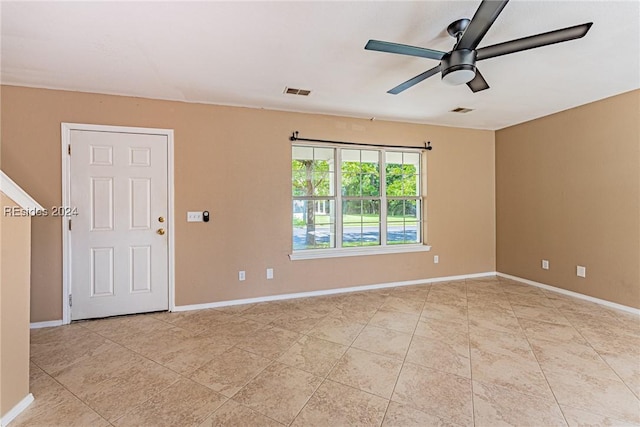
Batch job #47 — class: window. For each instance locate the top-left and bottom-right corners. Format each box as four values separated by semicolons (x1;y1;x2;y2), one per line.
292;144;428;258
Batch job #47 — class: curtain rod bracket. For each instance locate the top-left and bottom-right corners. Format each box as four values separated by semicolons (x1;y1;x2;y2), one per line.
290;131;432;151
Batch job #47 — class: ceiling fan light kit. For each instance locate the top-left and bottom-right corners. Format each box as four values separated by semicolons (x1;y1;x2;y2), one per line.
365;0;592;94
441;50;477;85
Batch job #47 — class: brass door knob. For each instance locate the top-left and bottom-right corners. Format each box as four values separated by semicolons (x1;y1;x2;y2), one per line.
158;216;165;223
157;228;165;235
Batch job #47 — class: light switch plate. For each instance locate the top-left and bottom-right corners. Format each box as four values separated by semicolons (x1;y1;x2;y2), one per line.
187;211;203;222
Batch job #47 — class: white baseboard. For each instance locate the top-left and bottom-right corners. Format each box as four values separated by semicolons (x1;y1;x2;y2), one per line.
173;271;497;312
1;393;34;426
497;272;640;315
30;320;63;329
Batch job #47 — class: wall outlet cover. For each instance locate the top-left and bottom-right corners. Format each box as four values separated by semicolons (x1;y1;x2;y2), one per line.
577;266;586;278
266;268;274;279
239;271;246;281
434;255;439;264
542;260;549;270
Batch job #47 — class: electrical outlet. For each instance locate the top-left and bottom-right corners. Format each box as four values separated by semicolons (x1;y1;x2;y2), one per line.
266;268;274;280
238;271;246;281
542;260;549;270
187;211;203;222
434;255;439;264
577;266;586;278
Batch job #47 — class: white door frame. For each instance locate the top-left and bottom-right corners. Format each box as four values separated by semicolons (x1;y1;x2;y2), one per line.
61;123;176;325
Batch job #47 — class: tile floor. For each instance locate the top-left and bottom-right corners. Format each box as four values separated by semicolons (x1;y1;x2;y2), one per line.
13;276;640;426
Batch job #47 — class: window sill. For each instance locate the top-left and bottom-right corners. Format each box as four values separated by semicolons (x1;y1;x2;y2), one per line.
289;244;431;261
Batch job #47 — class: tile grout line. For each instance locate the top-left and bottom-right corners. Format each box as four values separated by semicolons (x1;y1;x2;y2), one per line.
465;280;477;427
196;338;284;425
190;343;273;397
75;321;222;424
468;281;579;421
379;286;432;426
28;356;113;426
221;298;358;426
488;278;640;424
287;294;383;426
348;289;399;427
225;357;291;425
510;304;571;426
558;308;640;402
293;289;395;425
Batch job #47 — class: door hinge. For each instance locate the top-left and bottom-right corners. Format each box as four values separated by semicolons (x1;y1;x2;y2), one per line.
68;294;72;307
68;144;71;155
68;219;72;230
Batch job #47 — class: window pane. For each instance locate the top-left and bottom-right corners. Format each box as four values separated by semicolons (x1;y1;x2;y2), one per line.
313;172;333;196
361;152;380;193
292;146;335;197
342;200;380;247
387;199;404;219
386;151;420;197
402;174;419;196
403;152;420;170
361;174;380;196
404;199;418;218
342;173;361;197
343;149;380;197
292;146;313;162
386;165;403;179
386;172;402;196
361;150;379;165
387;199;420;244
386;151;403;166
342;149;361;173
314;148;335;171
293;200;335;250
292;171;306;196
403;164;417;175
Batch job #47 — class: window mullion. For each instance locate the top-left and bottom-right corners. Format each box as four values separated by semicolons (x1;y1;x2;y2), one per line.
380;149;387;247
335;147;343;249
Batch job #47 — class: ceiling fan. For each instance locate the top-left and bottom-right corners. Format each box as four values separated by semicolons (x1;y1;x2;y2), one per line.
365;0;592;94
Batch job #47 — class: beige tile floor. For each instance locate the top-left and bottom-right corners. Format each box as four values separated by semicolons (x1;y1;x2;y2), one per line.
14;276;640;426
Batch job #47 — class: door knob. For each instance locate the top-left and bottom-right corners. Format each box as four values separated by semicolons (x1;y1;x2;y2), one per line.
158;216;165;223
157;228;165;235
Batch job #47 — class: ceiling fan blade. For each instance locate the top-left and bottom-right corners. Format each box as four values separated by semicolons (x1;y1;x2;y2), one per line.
467;69;490;92
387;65;441;95
365;40;446;61
476;22;593;61
456;0;509;50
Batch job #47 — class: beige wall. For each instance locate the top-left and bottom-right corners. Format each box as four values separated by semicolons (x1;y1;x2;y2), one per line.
0;195;31;416
1;85;496;322
496;90;640;308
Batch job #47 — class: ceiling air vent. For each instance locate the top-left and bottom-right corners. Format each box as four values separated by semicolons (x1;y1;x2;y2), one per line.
284;87;311;96
450;107;474;113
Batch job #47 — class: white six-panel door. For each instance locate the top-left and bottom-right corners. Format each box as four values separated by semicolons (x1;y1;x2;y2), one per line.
70;130;169;320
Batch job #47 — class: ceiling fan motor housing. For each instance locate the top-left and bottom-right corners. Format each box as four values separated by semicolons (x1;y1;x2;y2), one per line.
441;49;477;85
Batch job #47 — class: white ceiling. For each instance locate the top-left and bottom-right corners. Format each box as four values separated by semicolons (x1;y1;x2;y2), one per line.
2;1;638;130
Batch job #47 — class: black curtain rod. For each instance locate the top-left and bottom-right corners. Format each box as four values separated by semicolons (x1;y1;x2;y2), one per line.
289;131;432;151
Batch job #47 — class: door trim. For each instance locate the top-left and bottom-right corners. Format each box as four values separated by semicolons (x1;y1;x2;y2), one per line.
61;123;175;325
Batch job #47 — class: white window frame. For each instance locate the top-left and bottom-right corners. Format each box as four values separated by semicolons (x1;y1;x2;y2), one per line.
290;142;431;260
